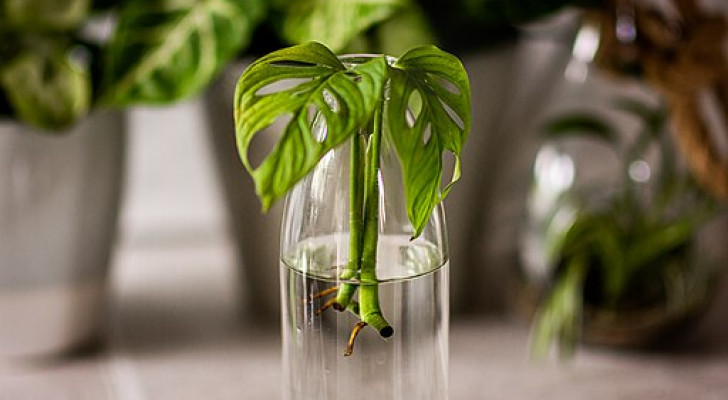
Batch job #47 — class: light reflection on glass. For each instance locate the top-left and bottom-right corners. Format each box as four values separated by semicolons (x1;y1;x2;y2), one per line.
564;21;601;83
628;160;651;183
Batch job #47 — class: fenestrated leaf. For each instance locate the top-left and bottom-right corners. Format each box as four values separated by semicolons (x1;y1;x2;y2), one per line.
234;42;388;210
543;113;617;144
0;51;90;131
2;0;90;30
282;0;404;52
101;0;265;106
386;45;471;237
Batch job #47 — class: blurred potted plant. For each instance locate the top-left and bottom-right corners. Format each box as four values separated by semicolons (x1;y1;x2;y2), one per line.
0;0;265;359
519;0;728;356
523;99;720;357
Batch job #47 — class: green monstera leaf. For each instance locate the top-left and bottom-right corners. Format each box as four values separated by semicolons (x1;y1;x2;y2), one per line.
234;42;387;211
102;0;265;106
1;0;91;30
0;51;90;131
387;45;471;237
282;0;405;52
234;42;471;237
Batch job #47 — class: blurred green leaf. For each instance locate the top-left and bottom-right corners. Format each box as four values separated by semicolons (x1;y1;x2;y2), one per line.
282;0;404;52
1;0;91;31
372;2;435;55
101;0;265;106
532;256;586;359
625;217;702;273
543;113;617;143
0;50;90;131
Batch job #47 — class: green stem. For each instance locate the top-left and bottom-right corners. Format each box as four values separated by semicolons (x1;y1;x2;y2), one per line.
359;103;393;338
335;133;365;309
532;254;586;359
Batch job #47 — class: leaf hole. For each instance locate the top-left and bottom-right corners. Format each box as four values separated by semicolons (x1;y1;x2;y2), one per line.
439;99;465;130
406;90;423;128
441;152;457;191
311;111;328;143
306;104;318;126
255;78;310;96
247;114;290;170
428;73;460;95
322;89;340;113
422;123;433;146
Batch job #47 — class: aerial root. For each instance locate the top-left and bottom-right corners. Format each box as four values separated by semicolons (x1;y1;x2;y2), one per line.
344;321;368;357
305;286;340;304
316;298;338;315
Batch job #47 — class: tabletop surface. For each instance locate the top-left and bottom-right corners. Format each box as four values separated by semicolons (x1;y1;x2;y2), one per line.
2;239;727;400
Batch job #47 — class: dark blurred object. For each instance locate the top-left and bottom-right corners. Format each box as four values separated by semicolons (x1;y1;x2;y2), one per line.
418;0;592;53
204;63;284;323
593;0;728;202
252;0;590;56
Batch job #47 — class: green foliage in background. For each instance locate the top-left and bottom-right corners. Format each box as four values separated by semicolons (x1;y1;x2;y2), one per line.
0;0;94;130
0;0;578;131
0;0;266;130
531;99;719;358
102;0;264;105
280;0;404;52
2;0;91;30
0;51;90;130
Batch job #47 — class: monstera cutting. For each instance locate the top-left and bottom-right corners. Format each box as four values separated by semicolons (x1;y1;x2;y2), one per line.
234;42;471;355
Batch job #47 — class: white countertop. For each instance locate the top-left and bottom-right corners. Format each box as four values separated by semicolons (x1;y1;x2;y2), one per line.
2;239;727;400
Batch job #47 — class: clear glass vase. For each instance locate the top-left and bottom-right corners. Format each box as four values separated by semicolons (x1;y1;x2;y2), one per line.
279;56;449;400
517;16;722;351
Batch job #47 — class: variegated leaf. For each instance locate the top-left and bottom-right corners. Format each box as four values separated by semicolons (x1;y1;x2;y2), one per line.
102;0;265;105
0;51;90;131
282;0;404;52
1;0;90;30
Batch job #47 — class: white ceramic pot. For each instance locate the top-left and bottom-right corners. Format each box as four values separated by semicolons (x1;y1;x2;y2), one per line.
0;111;125;360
